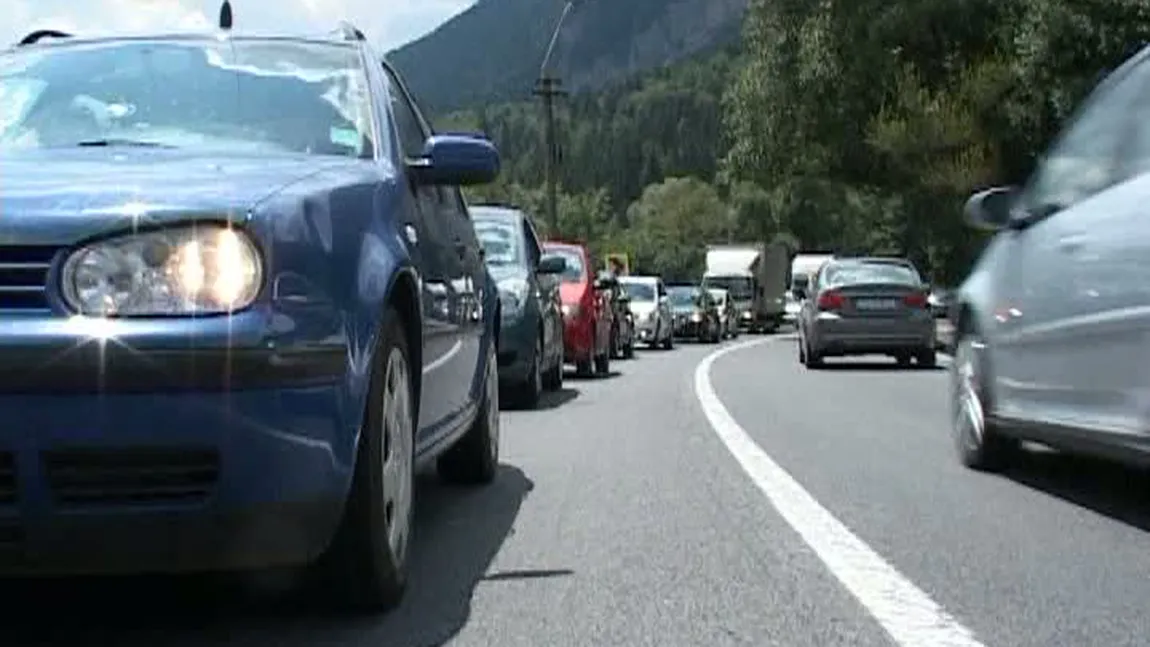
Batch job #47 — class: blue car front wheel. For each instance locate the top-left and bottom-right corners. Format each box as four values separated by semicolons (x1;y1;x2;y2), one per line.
310;306;415;612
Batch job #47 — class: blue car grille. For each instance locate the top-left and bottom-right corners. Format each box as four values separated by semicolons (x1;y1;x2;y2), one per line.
43;448;220;506
0;246;56;310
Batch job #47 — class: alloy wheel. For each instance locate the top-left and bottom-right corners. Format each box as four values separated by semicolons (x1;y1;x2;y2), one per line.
380;347;413;565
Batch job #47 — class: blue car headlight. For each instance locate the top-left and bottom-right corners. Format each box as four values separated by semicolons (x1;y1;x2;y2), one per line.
499;277;529;314
61;224;263;316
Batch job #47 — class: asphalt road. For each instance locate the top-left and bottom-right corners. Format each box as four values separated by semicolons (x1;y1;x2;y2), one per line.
3;333;1149;646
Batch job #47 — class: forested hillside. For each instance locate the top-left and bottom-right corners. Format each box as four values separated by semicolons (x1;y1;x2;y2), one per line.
388;0;746;114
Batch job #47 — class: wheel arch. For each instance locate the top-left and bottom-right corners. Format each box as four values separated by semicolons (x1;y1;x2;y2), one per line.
387;266;423;422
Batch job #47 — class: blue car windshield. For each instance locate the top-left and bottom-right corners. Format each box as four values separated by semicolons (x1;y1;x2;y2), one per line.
0;38;377;156
474;218;523;267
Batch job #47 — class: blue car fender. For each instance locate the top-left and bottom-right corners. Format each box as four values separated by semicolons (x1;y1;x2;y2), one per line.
251;172;420;486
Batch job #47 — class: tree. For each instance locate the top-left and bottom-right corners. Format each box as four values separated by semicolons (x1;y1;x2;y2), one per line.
624;177;728;279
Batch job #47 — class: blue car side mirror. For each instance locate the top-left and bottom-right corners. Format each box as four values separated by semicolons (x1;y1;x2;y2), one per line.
408;133;500;186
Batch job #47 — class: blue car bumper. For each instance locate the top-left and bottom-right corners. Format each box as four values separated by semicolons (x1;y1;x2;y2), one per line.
0;311;353;576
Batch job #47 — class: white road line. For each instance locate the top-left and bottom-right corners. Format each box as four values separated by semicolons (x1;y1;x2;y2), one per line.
694;338;985;647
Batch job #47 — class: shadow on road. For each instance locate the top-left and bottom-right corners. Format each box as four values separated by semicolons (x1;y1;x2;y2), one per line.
1004;448;1150;532
535;387;578;410
0;465;536;647
815;360;945;372
566;369;622;381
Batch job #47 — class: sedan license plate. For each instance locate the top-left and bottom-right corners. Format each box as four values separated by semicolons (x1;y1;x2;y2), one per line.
855;298;899;310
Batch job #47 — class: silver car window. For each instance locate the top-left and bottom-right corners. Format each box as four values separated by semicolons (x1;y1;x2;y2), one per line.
1115;59;1150;180
1021;57;1150;215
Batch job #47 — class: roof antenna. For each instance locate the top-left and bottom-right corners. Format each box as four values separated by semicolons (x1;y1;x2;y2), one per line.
219;0;233;30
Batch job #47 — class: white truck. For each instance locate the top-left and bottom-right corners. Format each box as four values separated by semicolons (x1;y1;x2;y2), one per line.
789;252;836;296
701;243;789;332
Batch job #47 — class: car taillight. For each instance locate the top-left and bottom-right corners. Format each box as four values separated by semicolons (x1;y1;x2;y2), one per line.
903;292;928;308
817;290;845;310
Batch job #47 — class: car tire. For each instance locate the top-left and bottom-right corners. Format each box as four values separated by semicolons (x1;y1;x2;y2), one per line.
916;348;937;368
623;337;635;359
311;307;413;613
804;337;823;368
662;330;673;350
594;346;610;376
512;338;543;409
952;329;1018;472
576;359;593;376
438;341;500;485
543;352;563;391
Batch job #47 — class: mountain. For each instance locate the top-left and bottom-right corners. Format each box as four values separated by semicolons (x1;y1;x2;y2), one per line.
386;0;748;114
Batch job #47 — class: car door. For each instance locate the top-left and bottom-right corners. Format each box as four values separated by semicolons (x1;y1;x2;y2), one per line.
992;56;1150;429
443;188;487;414
380;64;466;433
523;216;560;366
1062;59;1150;434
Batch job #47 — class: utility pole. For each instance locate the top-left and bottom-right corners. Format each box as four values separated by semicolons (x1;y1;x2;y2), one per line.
534;76;566;236
536;0;582;237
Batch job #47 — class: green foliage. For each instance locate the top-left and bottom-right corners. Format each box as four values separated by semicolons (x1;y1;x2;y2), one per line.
722;0;1150;282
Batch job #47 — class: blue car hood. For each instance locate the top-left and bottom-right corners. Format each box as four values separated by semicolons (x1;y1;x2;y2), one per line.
0;149;351;245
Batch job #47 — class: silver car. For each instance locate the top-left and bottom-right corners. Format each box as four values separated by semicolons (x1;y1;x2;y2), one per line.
950;44;1150;473
795;257;935;368
618;275;674;349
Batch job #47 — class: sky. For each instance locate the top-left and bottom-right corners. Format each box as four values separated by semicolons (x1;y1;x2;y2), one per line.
4;0;474;52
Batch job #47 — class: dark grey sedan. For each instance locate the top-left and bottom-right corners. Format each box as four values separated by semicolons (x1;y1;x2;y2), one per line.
472;205;567;408
795;257;936;368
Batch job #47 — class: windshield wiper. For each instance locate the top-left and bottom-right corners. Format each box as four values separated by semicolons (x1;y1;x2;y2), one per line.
74;138;175;149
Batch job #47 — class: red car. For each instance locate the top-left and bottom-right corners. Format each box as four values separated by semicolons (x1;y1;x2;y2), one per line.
541;241;614;377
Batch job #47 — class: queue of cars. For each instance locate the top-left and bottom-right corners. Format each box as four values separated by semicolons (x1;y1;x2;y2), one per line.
0;18;754;609
20;4;1142;620
470;210;746;400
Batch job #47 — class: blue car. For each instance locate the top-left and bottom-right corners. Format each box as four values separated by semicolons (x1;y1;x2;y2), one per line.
0;22;502;612
471;205;567;408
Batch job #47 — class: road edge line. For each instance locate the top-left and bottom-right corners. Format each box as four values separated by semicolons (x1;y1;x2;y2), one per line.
694;339;986;647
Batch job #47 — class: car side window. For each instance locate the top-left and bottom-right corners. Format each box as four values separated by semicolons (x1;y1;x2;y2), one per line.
522;217;543;267
380;66;429;158
1114;60;1150;180
1021;61;1150;216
